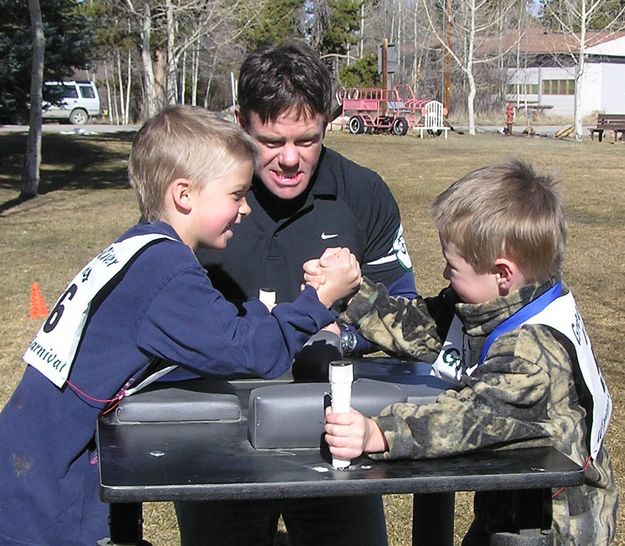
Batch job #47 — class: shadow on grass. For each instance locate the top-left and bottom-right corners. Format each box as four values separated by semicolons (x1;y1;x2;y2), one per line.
0;131;136;213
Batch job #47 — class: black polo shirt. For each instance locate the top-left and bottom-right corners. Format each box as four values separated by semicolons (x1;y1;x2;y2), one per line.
197;146;412;306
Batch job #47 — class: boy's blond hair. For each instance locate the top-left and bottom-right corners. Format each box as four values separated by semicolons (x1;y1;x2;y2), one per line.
129;105;258;222
432;160;567;282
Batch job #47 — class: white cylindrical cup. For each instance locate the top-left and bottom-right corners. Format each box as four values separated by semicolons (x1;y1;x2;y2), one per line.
329;361;354;470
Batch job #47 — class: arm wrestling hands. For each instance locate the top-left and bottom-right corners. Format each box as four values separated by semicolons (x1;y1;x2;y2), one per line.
303;248;359;335
306;247;362;310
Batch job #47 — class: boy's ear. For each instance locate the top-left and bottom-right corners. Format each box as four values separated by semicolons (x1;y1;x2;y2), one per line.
493;259;515;293
170;178;193;213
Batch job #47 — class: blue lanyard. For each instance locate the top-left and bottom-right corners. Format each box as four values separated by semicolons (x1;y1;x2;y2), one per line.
478;281;563;365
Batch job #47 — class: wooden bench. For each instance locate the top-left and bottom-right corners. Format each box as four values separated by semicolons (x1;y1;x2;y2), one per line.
590;113;625;142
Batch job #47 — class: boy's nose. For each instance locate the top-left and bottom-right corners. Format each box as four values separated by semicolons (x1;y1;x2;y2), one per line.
442;265;451;280
239;197;252;218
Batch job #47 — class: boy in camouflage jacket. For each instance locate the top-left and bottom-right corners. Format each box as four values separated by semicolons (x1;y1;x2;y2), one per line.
311;161;617;545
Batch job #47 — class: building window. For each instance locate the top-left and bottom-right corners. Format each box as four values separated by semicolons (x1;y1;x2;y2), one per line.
506;83;539;95
541;79;575;95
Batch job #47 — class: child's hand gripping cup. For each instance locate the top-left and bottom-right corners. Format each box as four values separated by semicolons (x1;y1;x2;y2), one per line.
329;360;354;469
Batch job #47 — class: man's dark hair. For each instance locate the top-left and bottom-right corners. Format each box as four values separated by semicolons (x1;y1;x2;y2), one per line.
237;41;332;124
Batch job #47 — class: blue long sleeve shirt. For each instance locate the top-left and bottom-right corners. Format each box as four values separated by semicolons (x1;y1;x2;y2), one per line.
0;221;335;546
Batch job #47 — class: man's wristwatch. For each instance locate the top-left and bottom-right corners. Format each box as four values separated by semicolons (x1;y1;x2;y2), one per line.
339;323;358;356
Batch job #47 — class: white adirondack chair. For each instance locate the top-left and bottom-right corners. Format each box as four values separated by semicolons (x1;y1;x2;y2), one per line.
417;100;449;139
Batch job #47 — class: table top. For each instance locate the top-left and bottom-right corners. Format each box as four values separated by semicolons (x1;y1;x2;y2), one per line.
98;418;583;503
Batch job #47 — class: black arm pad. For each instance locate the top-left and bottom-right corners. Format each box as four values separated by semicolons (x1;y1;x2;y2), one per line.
114;378;241;423
247;378;406;449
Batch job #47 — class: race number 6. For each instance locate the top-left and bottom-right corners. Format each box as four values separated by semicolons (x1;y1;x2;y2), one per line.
43;284;78;333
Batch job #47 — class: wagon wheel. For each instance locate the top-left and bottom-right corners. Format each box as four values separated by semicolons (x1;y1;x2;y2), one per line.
348;115;366;135
392;117;409;136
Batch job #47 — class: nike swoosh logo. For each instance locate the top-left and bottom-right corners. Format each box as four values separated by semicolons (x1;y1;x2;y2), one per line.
321;232;339;240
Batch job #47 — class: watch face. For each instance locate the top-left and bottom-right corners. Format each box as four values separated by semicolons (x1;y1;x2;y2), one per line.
340;330;357;355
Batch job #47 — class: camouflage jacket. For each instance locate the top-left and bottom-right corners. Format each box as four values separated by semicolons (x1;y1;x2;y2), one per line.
342;277;617;545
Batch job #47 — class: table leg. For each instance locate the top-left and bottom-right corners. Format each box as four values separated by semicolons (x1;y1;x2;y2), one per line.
490;489;553;546
104;502;152;546
517;488;552;532
412;492;455;546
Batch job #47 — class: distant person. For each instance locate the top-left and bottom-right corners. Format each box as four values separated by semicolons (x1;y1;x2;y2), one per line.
319;160;617;545
183;40;418;546
505;102;515;135
0;105;361;546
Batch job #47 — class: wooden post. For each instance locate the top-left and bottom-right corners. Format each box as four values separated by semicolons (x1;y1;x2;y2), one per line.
443;0;452;115
382;38;388;116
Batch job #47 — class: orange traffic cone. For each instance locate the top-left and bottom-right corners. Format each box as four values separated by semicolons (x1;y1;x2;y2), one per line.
29;282;49;319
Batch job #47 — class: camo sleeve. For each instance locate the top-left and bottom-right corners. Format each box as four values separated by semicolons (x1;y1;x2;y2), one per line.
368;326;557;460
341;277;453;362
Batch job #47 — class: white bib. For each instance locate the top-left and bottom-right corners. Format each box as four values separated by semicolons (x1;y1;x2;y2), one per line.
430;314;472;386
430;292;611;459
23;234;174;388
526;292;611;459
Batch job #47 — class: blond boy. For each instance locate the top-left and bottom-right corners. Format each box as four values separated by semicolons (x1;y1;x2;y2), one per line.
314;161;617;545
0;105;360;546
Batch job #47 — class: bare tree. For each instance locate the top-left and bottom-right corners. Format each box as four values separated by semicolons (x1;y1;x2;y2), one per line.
117;0;266;118
363;0;454;102
542;0;625;140
22;0;45;198
421;0;523;134
124;0;162;117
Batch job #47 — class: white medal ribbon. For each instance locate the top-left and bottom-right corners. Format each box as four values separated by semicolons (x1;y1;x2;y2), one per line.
23;234;174;388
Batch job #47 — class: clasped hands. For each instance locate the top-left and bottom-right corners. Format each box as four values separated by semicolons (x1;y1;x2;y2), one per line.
302;247;362;309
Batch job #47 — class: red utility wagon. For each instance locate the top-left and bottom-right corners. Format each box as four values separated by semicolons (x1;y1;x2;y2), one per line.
336;84;432;136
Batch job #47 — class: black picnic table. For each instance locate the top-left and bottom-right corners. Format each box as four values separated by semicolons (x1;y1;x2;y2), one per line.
97;358;583;546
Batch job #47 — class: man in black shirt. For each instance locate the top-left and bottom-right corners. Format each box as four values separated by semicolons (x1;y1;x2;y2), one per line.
180;41;417;546
198;41;416;358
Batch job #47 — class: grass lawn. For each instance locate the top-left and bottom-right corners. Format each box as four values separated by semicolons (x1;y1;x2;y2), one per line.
1;128;624;545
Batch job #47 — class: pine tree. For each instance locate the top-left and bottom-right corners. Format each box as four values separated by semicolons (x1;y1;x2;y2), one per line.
0;0;95;123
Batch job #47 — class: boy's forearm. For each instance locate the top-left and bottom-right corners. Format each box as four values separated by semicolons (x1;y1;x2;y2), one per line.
368;355;552;460
340;278;442;361
341;277;382;324
339;272;417;356
363;417;389;454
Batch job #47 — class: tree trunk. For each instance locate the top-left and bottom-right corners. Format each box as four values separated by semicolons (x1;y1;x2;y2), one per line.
154;48;167;110
359;3;365;58
110;62;120;124
467;69;477;135
181;50;187;105
165;0;177;105
104;66;113;124
466;0;477;135
574;0;587;141
191;46;199;106
125;49;132;124
138;0;158;119
117;48;126;125
21;0;45;198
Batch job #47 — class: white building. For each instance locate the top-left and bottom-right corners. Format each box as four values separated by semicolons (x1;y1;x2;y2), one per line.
503;29;625;117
